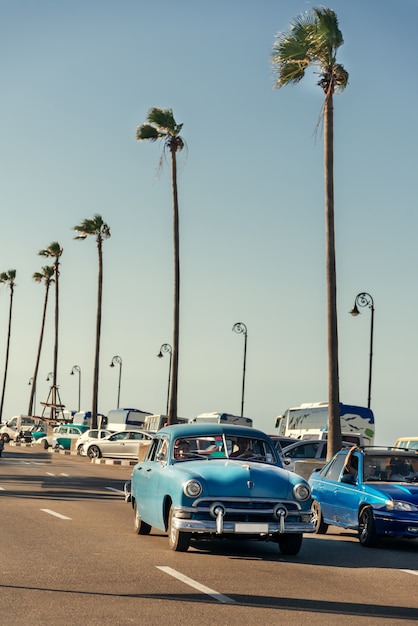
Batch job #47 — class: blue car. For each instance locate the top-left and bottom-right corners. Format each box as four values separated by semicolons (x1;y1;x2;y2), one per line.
309;446;418;547
127;423;314;554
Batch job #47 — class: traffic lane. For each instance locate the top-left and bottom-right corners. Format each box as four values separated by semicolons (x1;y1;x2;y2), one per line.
2;449;418;624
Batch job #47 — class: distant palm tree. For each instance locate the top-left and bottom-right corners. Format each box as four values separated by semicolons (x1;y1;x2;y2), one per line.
73;215;110;430
38;242;63;420
136;107;184;425
27;266;55;416
0;269;16;422
271;7;348;458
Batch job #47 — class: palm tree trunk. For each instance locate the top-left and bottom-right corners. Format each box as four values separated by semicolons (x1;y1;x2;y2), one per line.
92;239;103;430
52;261;59;419
0;285;14;422
324;91;342;459
28;283;50;416
168;148;180;425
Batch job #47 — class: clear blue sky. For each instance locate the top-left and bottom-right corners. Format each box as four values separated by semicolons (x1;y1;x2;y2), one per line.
0;0;417;444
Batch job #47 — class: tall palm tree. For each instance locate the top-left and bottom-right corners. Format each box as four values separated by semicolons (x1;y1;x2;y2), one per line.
38;242;63;420
0;269;16;422
136;107;184;425
271;7;349;458
73;215;110;430
27;266;55;416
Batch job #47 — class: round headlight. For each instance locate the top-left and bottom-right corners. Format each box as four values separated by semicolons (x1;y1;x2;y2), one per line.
293;483;311;501
183;480;202;498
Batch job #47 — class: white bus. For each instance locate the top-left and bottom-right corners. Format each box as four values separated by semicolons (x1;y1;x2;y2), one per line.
275;402;375;445
105;408;152;432
143;414;189;432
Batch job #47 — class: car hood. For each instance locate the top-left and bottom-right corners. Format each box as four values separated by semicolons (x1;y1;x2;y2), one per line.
368;482;418;502
170;459;300;499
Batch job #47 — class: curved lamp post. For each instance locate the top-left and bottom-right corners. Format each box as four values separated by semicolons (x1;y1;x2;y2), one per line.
232;322;248;417
70;365;81;412
109;356;122;409
349;292;374;409
46;371;53;382
28;377;36;415
157;343;172;416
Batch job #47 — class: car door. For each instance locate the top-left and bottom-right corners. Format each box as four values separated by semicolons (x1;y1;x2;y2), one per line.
102;432;130;457
121;431;149;458
134;437;167;529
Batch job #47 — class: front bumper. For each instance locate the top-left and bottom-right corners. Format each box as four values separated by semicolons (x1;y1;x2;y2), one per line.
172;498;314;535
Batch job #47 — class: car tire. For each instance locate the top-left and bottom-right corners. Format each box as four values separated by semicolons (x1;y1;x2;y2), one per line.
168;505;190;552
358;506;378;547
277;533;303;556
87;445;101;459
77;445;84;455
312;500;329;534
2;434;10;444
43;439;49;450
134;502;151;535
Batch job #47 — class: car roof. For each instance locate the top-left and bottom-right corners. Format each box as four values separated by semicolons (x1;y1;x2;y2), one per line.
354;447;418;457
157;423;266;438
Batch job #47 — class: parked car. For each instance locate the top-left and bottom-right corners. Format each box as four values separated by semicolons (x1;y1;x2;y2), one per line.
83;430;154;459
309;446;418;547
125;423;314;554
37;424;90;450
281;439;351;472
75;429;114;455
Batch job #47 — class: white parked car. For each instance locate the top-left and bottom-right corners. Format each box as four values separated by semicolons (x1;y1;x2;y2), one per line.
83;430;154;459
75;429;114;455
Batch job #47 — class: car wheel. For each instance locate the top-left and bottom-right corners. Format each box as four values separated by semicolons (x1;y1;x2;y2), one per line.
168;505;190;552
312;500;329;534
43;439;49;449
134;502;151;535
277;533;303;556
2;434;10;444
77;445;84;455
87;445;101;459
358;507;378;547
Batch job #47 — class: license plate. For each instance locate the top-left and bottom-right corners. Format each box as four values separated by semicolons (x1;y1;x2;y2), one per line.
235;523;268;533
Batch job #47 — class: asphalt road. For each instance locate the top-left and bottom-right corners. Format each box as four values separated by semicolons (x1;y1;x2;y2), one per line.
1;445;418;625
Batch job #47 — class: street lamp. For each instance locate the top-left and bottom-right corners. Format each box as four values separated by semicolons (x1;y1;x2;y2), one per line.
46;371;53;382
349;292;375;409
28;377;36;415
70;365;81;412
157;343;172;416
232;322;248;417
109;356;122;409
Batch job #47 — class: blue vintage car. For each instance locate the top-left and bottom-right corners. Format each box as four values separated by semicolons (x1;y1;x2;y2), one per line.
309;446;418;547
127;423;314;554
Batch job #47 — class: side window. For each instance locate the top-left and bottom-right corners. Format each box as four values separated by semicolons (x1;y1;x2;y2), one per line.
146;438;160;462
322;455;346;481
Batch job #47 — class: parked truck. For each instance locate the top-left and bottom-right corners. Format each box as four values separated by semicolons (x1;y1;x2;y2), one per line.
189;412;253;427
0;415;41;442
104;408;152;432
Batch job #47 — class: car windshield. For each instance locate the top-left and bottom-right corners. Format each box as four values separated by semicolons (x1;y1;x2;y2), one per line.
363;453;418;482
172;435;278;465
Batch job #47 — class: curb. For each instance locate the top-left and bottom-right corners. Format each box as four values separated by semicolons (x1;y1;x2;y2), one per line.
8;441;137;466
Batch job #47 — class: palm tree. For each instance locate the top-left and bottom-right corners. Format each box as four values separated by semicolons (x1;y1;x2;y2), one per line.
27;266;55;416
136;107;184;425
73;215;110;430
271;7;349;458
38;242;63;420
0;269;16;422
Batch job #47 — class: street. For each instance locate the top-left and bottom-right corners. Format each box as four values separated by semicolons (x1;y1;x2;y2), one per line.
1;446;417;625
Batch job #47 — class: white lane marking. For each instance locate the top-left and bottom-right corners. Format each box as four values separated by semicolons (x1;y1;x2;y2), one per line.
60;473;69;477
41;509;71;520
0;487;4;491
157;566;236;604
46;472;55;476
106;487;124;494
401;569;418;576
